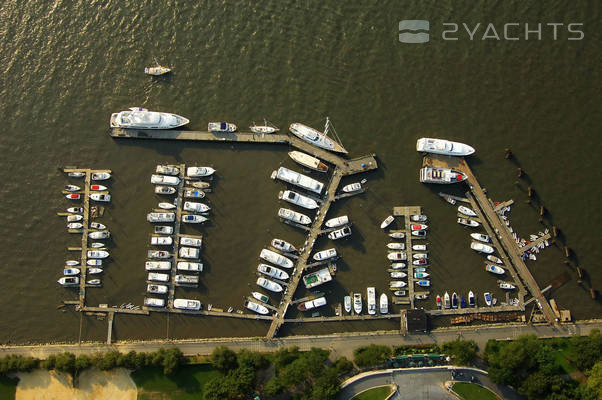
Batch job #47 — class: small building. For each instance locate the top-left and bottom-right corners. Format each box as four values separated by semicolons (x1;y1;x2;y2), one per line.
404;309;428;333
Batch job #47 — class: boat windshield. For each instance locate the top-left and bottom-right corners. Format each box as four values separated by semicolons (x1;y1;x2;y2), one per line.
220;122;227;130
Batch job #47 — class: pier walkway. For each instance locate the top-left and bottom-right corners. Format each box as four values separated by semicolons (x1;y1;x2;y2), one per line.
166;164;186;308
393;206;423;308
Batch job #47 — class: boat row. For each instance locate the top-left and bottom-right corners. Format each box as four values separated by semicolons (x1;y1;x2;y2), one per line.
343;287;389;315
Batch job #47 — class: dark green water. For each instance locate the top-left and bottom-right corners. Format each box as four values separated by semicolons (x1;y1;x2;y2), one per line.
0;0;600;344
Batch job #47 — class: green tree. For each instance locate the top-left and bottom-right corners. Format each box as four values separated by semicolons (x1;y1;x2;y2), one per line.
96;351;119;371
273;346;301;370
42;355;56;370
442;340;478;365
586;361;602;398
335;357;354;375
54;353;76;375
237;349;268;370
309;367;340;400
211;346;238;373
353;345;391;367
74;355;92;373
570;329;602;371
162;347;184;375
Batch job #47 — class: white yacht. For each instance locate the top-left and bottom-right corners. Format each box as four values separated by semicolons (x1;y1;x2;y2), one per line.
186;167;216;177
63;267;80;276
325;215;349;228
471;233;490;243
458;217;480;227
342;182;362;193
145;261;171;271
151;175;180;186
387;242;405;250
177;262;203;272
180;236;203;247
182;215;208;224
155;186;176;195
158;202;176;210
389;281;407;289
250;121;278;134
485;264;505;275
313;248;337;261
151;236;173;246
147;272;169;282
183;201;210;213
245;300;269;315
91;172;111;181
87;250;109;259
271;167;324;194
416;138;475;156
183;188;205;198
179;247;200;259
380;215;394;229
271;238;297;253
367;287;376;315
303;268;332;289
387;252;407;261
147;212;175;223
89;193;111;202
471;241;495;254
256;277;283;292
110;108;189;129
380;294;388;314
353;293;362;314
278;190;319;209
175;275;199;285
258;264;290;280
390;271;407;279
420;167;467;184
297;297;327;312
328;226;352;240
148;250;171;259
260;249;294;269
458;206;477;217
289;120;347;153
173;299;201;310
57;276;79;286
389;232;405;239
154;226;173;235
288;151;329;172
88;229;110;238
156;165;180;176
147;284;168;294
208;122;237;133
144;298;165;307
278;208;312;225
344;296;352;313
87;267;103;275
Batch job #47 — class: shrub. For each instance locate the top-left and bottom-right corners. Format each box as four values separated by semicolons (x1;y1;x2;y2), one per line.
441;340;478;365
335;357;354;375
211;346;238;373
353;345;391;367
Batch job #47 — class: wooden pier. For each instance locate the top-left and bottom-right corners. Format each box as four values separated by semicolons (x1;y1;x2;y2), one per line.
166;164;187;309
518;233;551;254
393;206;423;309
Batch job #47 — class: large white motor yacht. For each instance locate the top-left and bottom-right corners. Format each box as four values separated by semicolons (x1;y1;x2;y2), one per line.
110;107;189;129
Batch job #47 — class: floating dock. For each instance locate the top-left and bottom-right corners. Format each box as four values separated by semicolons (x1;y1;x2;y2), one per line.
393;206;423;309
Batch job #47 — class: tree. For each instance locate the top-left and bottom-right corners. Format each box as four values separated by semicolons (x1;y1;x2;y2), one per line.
273;346;301;370
237;349;268;370
96;351;119;371
162;347;184;375
570;330;602;371
54;353;76;375
211;346;238;373
309;367;340;400
74;355;92;373
442;340;478;365
586;361;602;398
353;345;391;367
335;357;354;375
42;355;56;370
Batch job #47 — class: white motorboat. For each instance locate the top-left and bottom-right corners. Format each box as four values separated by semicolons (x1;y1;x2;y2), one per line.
186;167;216;178
179;247;200;259
412;259;428;266
67;222;83;230
471;233;490;242
90;242;104;248
87;259;102;266
468;291;476;307
173;299;201;310
156;165;180;176
145;58;171;76
485;264;505;275
325;215;349;228
67;171;85;178
411;215;428;222
90;184;107;191
63;267;80;276
87;250;109;259
256;277;283;292
90;193;111;202
411;230;427;237
353;293;362;314
65;193;81;200
260;249;294;269
488;255;503;264
389;232;405;239
187;181;210;189
444;292;451;309
90;222;106;229
110;108;189;129
416;138;475;156
67;207;83;213
147;284;168;294
65;260;79;266
87;267;103;275
387;252;407;261
183;201;210;213
328;226;352;240
250;121;279;134
278;190;319;210
471;241;495;254
380;294;388;314
389;281;407;288
245;300;270;315
410;224;428;230
180;236;203;247
458;217;480;227
182;214;208;224
484;292;492;306
302;268;332;288
380;215;394;229
252;292;270;304
342;182;361;193
154;226;173;234
313;248;337;261
183;188;205;198
145;261;171;271
458;205;477;217
175;274;199;285
297;297;327;312
393;290;406;297
155;186;176;195
289;120;347;154
87;279;101;285
391;262;406;269
65;184;80;192
144;298;166;307
271;238;297;253
288;151;328;173
271;167;324;194
387;242;405;250
416;280;431;287
278;208;312;225
414;272;429;278
415;293;429;300
91;172;111;181
367;287;376;315
177;262;203;272
58;276;79;286
414;267;427;272
151;236;173;246
420;167;467;184
208;122;237;133
412;244;427;251
148;250;171;259
258;264;290;280
148;272;170;282
147;212;175;223
390;271;407;278
158;202;176;210
413;253;428;260
151;174;180;186
344;296;352;313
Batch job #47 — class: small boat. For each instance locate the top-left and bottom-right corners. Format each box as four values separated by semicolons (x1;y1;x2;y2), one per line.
87;250;109;259
325;215;349;228
90;193;111;202
278;208;312;225
147;284;168;294
414;272;430;278
411;230;427;237
412;259;428;266
151;236;173;246
65;260;79;266
252;292;270;304
90;222;106;229
390;281;407;288
147;212;175;223
180;236;203;247
471;242;495;254
154;226;173;235
67;171;85;178
366;287;376;315
144;298;165;307
415;293;428;300
157;202;176;210
485;264;505;275
183;189;205;198
58;276;79;286
87;267;103;275
328;226;352;240
380;215;395;229
451;292;458;308
148;272;170;282
313;248;337;261
271;238;297;253
173;299;202;311
145;261;172;271
471;233;490;243
258;264;290;280
90;184;107;191
380;293;388;314
151;174;180;186
187;181;210;189
278;190;319;210
393;290;407;296
460;296;467;308
411;215;428;222
65;185;80;192
468;291;476;307
390;271;407;278
499;281;516;290
411;224;428;231
387;242;405;250
67;222;83;229
416;138;475;156
183;202;210;213
416;280;431;287
179;247;200;259
260;249;294;268
344;296;352;313
353;293;362;314
65;194;81;200
458;217;480;227
387;252;407;261
288;151;328;173
111;108;188;129
413;253;428;260
67;207;83;213
436;295;442;308
87;259;102;266
186;167;216;178
256;277;283;293
147;250;170;259
458;206;477;217
182;214;208;224
414;267;427;273
89;230;110;239
155;186;176;195
271;167;324;194
487;255;503;264
443;195;456;205
289;120;347;154
87;279;101;285
208;122;237;133
420;167;467;184
156;165;180;176
63;267;80;276
390;262;406;269
246;300;270;315
444;292;451;309
342;182;362;193
175;274;199;285
250;121;279;134
66;214;83;222
484;292;492;306
91;172;111;181
145;58;171;76
177;262;203;272
412;244;427;251
298;297;327;312
389;232;405;239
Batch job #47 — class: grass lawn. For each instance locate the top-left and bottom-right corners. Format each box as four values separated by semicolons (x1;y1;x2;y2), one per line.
131;363;220;400
0;376;18;400
452;383;498;400
353;385;393;400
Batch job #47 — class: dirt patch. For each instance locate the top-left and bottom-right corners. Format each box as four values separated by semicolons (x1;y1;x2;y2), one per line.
15;368;137;400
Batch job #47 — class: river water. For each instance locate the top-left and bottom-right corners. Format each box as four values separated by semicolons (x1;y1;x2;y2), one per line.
0;1;599;344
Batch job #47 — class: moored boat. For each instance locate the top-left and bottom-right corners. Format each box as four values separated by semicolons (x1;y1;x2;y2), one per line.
180;236;203;247
416;280;431;287
471;233;490;242
344;296;352;313
458;205;477;217
436;295;442;308
411;230;427;237
252;292;270;304
65;194;81;200
65;185;80;192
88;267;103;275
148;250;171;259
328;226;352;240
67;207;83;213
303;268;332;289
147;284;168;294
390;281;407;288
87;250;109;259
458;217;480;227
380;293;388;314
260;249;294;269
90;184;107;191
415;293;428;300
67;172;85;178
325;215;349;228
271;238;297;253
485;264;505;275
187;181;211;189
389;232;405;239
313;248;337;261
184;202;210;213
487;255;503;264
289;120;347;154
158;202;176;210
387;252;407;261
182;214;208;224
416;138;475;156
390;262;406;269
258;264;290;280
278;190;319;209
393;290;406;296
63;267;80;276
390;271;407;278
271;167;324;194
342;182;362;193
298;297;327;312
411;215;428;222
246;300;270;315
65;260;79;266
155;186;176;195
256;277;283;292
413;253;428;260
58;277;79;286
468;291;476;307
499;281;516;290
387;242;405;250
420;167;467;184
151;174;180;186
183;188;206;198
66;214;83;222
175;274;199;285
208;122;237;133
414;272;429;278
154;226;173;235
444;292;451;309
484;292;492;306
177;262;203;272
144;298;165;307
151;236;173;246
87;279;101;285
412;259;428;266
380;215;394;229
412;244;427;251
471;241;495;254
145;261;171;271
90;193;111;202
91;172;111;181
411;224;428;230
179;247;200;259
288;151;328;173
460;296;467;308
353;293;362;314
452;292;458;308
110;108;188;129
173;299;201;310
367;287;376;315
278;208;312;225
186;167;216;178
250;121;279;134
90;222;105;229
147;212;175;223
148;272;170;282
156;165;180;176
87;259;102;266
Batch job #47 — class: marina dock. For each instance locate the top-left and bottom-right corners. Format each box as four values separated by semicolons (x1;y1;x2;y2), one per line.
166;164;186;308
393;206;423;309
